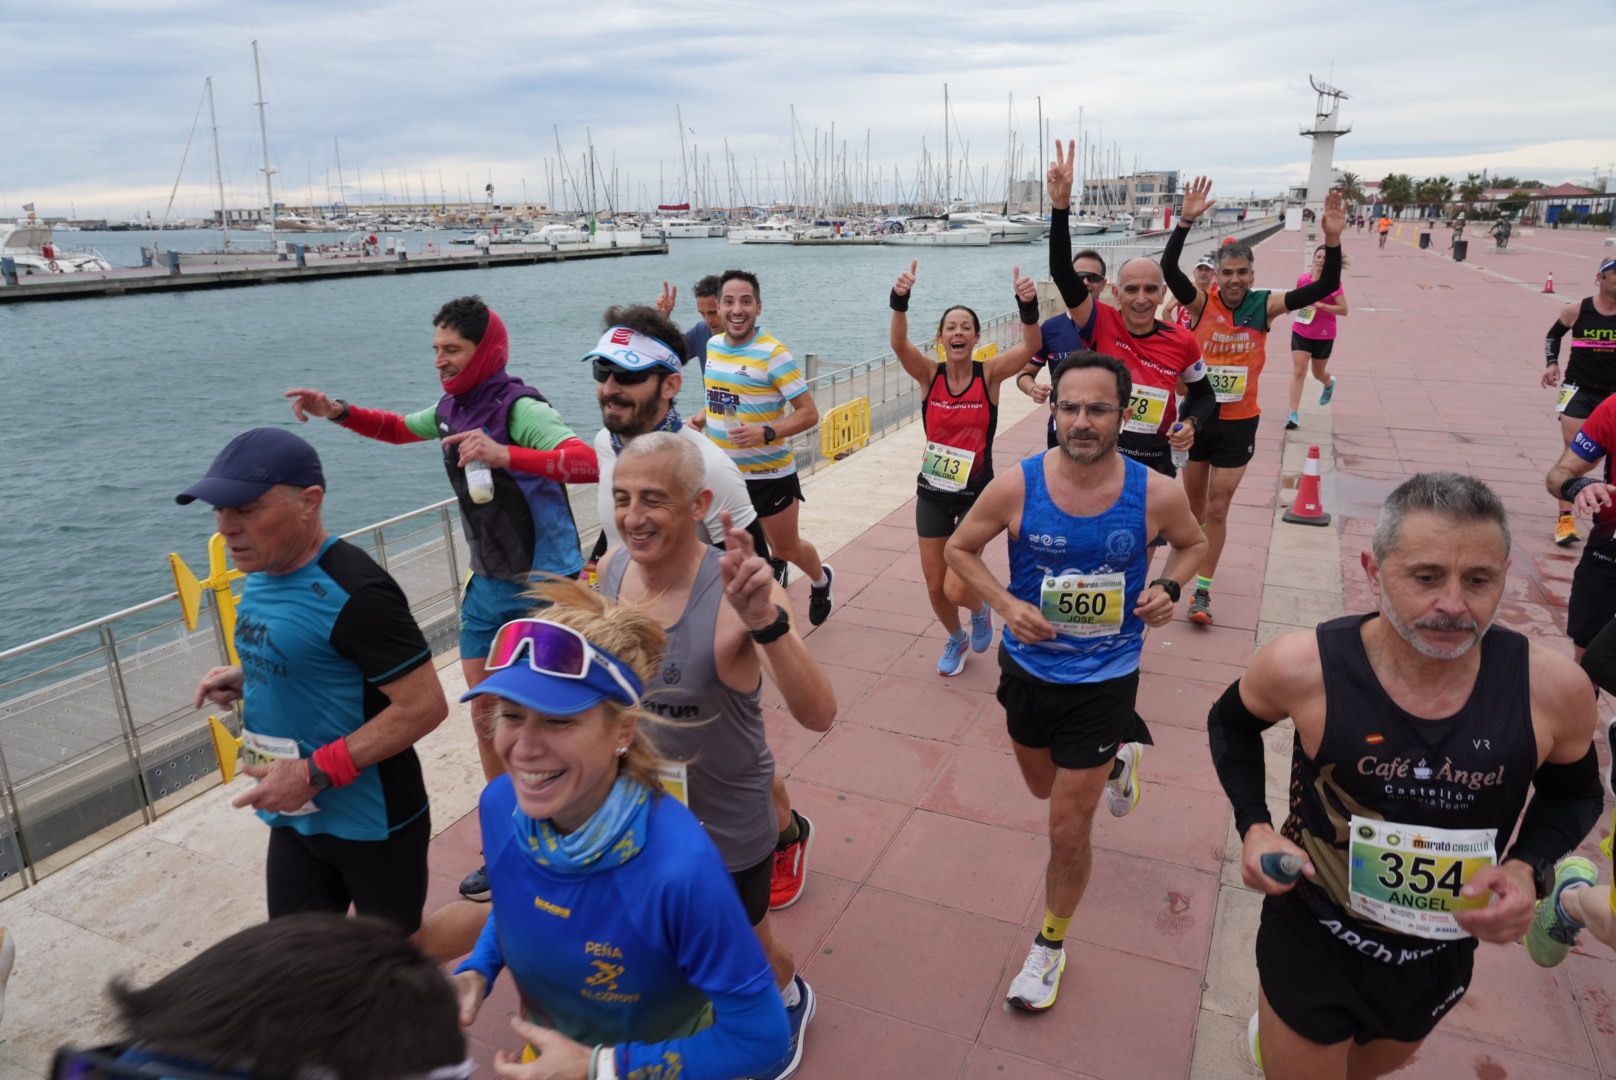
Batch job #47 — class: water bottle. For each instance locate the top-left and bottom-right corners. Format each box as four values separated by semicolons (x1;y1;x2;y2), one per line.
1170;423;1189;470
464;426;495;505
721;400;740;433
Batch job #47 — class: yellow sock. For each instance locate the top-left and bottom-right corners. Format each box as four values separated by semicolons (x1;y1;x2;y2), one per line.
1041;910;1072;944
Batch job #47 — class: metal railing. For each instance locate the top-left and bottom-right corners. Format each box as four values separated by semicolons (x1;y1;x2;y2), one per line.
0;213;1287;891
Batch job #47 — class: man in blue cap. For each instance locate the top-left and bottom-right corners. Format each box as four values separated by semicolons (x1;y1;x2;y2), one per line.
183;427;449;939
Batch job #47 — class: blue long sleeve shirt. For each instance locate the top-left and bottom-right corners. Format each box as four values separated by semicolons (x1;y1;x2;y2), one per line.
457;776;788;1080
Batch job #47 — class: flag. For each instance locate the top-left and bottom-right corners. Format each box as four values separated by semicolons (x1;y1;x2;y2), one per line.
21;203;34;211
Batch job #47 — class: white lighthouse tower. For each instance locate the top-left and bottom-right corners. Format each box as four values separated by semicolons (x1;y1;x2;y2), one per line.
1300;76;1351;242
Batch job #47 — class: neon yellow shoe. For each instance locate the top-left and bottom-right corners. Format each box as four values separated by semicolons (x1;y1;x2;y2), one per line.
1525;856;1598;967
1247;1011;1263;1072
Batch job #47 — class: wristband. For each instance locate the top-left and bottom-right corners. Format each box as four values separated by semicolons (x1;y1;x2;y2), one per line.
889;289;910;313
312;737;361;788
748;605;792;645
332;399;352;422
1562;476;1599;503
1547;358;1561;368
1017;297;1040;325
1015;371;1033;383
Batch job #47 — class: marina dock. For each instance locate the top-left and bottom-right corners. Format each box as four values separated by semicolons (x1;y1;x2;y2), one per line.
0;239;667;304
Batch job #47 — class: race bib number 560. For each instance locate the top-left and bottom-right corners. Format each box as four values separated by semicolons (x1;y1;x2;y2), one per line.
1040;572;1126;638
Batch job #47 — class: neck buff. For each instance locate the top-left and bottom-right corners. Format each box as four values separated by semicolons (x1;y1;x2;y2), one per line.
442;309;510;397
608;404;683;454
514;773;652;875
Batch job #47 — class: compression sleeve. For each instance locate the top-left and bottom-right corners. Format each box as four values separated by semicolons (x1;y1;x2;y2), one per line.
1181;370;1217;429
1161;224;1197;305
339;405;429;445
1207;680;1277;837
617;985;789;1080
1547;320;1571;364
1048;207;1086;309
1582;619;1616;698
1282;246;1343;311
456;908;506;995
505;437;600;483
1504;745;1603;869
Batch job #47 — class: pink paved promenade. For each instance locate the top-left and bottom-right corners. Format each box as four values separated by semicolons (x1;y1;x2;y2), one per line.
428;222;1616;1079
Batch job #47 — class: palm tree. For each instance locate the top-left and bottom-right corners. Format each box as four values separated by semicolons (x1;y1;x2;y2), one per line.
1458;173;1486;212
1380;173;1416;216
1334;170;1366;209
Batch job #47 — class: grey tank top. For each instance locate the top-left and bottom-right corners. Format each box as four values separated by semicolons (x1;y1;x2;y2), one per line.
602;548;777;872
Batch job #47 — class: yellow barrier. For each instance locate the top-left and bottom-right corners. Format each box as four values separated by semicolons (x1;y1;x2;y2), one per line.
821;397;872;460
972;342;1000;361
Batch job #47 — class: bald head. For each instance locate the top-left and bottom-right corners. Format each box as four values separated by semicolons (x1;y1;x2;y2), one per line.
1117;257;1165;284
1114;258;1167;327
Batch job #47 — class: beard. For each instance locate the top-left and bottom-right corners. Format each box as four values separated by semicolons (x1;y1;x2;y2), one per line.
1057;425;1117;464
600;394;662;436
1379;598;1488;660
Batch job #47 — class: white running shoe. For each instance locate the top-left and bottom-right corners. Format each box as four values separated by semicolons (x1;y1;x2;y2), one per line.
1247;1011;1263;1072
1105;743;1144;817
1006;941;1066;1012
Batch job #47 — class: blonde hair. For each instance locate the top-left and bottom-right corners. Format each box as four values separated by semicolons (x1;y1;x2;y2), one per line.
524;575;670;794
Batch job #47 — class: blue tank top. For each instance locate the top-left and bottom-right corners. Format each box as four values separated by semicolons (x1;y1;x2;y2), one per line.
1003;453;1150;683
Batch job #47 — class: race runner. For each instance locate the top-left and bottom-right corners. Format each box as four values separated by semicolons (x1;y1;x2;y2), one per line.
1285;244;1349;430
600;434;836;1078
654;273;724;375
1545;389;1616;662
946;351;1207;1012
1377;215;1392;249
890;260;1043;675
1162;178;1346;626
1014;246;1110;449
699;270;836;623
1164;254;1216;330
1541;256;1616;546
1207;472;1600;1078
285;295;598;904
1047;144;1214;479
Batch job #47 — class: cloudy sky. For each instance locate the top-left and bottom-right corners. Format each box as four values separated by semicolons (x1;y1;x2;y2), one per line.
7;0;1613;220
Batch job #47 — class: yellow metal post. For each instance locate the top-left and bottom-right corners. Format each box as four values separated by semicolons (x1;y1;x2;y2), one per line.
169;532;244;665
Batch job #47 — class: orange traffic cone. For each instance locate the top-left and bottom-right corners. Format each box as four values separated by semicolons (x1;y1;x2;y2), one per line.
1544;272;1556;294
1284;445;1332;527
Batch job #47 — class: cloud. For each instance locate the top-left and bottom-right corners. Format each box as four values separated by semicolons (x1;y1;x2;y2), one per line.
6;0;1612;219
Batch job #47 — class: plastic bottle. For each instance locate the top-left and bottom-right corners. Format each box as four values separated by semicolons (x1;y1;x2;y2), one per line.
464;427;495;505
1170;423;1189;470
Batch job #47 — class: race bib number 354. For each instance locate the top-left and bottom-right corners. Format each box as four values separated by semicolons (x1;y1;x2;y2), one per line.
1040;572;1126;638
1347;816;1496;940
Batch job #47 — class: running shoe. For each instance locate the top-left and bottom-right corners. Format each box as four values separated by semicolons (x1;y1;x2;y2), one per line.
1319;377;1337;406
1188;588;1213;626
459;864;492;903
1006;941;1067;1012
1555;515;1581;547
969;603;994;653
937;632;969;676
756;976;816;1080
1246;1011;1264;1072
770;811;814;911
1105;742;1144;817
808;565;835;626
1525;856;1599;968
769;556;791;589
1285;411;1300;430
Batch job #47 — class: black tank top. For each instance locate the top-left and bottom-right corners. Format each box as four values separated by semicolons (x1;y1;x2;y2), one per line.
1283;614;1537;940
1565;297;1616;395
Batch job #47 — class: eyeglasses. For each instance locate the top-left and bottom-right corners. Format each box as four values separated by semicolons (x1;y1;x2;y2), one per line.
1053;401;1122;418
1075;272;1106;285
591;357;657;386
487;618;642;706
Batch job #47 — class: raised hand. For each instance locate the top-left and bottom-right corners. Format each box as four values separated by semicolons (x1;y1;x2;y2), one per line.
1321;190;1346;242
1047;140;1075;210
717;511;779;631
1013;264;1036;303
1181;176;1215;224
284;387;340;422
655;280;677;317
895;260;918;296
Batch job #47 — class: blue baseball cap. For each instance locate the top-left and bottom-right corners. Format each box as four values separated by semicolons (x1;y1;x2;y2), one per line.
581;326;683;373
176;427;326;507
461;657;642;717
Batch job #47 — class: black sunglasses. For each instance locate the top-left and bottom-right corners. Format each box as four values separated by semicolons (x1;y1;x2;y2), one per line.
591;357;658;386
1076;272;1106;285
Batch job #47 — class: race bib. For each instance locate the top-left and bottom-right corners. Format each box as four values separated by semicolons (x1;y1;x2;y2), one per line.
1207;365;1249;404
1040;572;1126;638
1347;816;1496;940
1293;305;1317;326
1558;384;1580;413
241;729;319;815
921;441;976;493
1123;385;1171;434
658;762;690;807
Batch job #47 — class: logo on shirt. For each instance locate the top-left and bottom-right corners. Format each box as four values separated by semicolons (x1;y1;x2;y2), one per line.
662;661;682;686
533;895;573;919
1104;529;1136;563
1356;753;1508;810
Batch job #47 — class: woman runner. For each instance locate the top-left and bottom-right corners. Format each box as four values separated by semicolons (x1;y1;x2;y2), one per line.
889;261;1043;675
1286;244;1349;429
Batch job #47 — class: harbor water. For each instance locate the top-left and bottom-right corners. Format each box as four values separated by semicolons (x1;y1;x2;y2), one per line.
0;226;1134;652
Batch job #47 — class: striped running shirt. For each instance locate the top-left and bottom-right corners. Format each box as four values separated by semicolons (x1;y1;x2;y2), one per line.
703;329;808;478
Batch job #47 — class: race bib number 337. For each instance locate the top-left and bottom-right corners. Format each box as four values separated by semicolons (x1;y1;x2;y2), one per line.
1206;365;1249;404
1347;816;1495;940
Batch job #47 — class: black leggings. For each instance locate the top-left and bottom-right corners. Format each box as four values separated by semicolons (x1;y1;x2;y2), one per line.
265;810;431;934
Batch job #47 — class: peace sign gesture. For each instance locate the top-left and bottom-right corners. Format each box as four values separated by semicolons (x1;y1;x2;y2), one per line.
1047;140;1075;210
894;260;918;297
654;280;677;318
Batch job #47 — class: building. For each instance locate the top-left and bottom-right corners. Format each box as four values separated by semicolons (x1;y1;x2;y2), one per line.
1078;171;1180;216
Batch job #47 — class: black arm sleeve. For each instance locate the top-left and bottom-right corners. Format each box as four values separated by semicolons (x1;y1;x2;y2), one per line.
1282;245;1343;311
1161;224;1197;305
589;530;609;561
1181;371;1217;429
1207;680;1278;837
1504;746;1603;868
1048;207;1086;309
1547;319;1571;364
1581;619;1616;695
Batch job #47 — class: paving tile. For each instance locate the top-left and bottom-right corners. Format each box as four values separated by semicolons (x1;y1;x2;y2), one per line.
1260;553;1344;593
848;574;947;620
1091;780;1232;875
794;620;918;673
823;539;907;577
889;633;1007;694
829;602;936;637
1143;621;1255;669
1199;884;1263;1021
763;659;881;715
977;937;1201;1079
868;810;1047;922
1258;583;1346;626
1137;720;1222;795
794;722;957;804
792;994;973;1080
1389;1031;1599;1080
842;674;990;744
783;780;913;884
806;888;1020;1036
922;742;1049;834
1173;590;1261;632
958;1044;1098;1080
1440;942;1599;1071
1136;671;1228;733
1565;949;1616;1075
1138;647;1250;687
764;704;829;775
856;523;921;552
769;871;859;976
1187;1008;1264;1080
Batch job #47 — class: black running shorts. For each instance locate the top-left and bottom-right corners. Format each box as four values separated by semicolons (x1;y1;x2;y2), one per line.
745;474;805;519
1118;431;1177;478
1290;332;1336;361
1257;888;1474;1046
996;646;1150;770
1568;553;1616;647
264;810;431;934
1188;414;1260;469
1562;387;1612;422
915;490;979;540
730;849;773;926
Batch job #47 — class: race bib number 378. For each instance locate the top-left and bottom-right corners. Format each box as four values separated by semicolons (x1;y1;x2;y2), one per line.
1347;816;1496;940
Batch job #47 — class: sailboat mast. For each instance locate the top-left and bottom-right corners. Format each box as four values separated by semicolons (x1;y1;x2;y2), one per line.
1036;96;1044;217
251;39;277;250
943;83;951;207
676;104;691;209
205;76;229;250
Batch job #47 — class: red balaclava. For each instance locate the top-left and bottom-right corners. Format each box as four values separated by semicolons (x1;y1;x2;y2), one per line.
442;309;510;396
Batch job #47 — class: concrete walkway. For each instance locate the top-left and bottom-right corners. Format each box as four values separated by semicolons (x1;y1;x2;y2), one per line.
6;223;1616;1079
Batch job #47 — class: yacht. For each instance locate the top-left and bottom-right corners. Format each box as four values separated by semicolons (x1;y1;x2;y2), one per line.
654;217;726;238
945;205;1039;244
882;216;991;247
1069;217;1109;236
728;218;796;245
0;222;113;274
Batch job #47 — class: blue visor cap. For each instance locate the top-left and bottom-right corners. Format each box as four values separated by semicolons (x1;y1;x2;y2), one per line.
580;326;683;373
461;650;644;718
